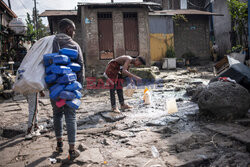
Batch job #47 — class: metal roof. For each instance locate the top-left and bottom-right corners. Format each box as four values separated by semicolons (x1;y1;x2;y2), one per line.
77;2;161;7
39;10;77;17
149;9;223;16
0;1;17;18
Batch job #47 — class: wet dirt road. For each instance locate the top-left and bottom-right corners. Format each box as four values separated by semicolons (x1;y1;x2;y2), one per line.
0;66;250;167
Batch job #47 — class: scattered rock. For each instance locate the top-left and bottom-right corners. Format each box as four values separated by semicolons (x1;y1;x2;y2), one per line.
110;130;132;139
130;68;156;80
191;85;205;102
77;148;104;164
100;112;126;122
78;143;88;152
211;152;250;167
185;86;197;96
198;82;250;120
111;147;138;159
205;123;250;148
101;138;110;145
151;66;160;75
165;147;217;167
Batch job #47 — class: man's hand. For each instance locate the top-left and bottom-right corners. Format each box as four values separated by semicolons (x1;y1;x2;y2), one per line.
134;76;142;83
39;91;45;97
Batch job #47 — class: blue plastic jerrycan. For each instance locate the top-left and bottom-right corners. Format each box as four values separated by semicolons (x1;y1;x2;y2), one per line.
45;73;57;84
45;64;56;74
74;90;82;99
67;63;81;72
57;73;77;84
49;83;61;92
59;91;76;100
66;99;81;109
50;84;65;100
59;48;78;60
53;55;71;65
64;81;82;91
51;65;72;75
44;53;59;66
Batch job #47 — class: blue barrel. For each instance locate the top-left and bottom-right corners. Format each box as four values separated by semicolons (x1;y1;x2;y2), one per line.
64;81;82;91
51;65;72;74
59;91;76;100
74;90;82;99
57;73;77;84
45;74;57;84
44;53;58;66
59;48;78;60
67;63;81;72
66;99;81;109
50;84;65;100
53;55;71;65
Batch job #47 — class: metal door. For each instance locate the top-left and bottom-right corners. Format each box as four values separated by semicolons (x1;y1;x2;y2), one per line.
123;12;139;57
98;12;114;60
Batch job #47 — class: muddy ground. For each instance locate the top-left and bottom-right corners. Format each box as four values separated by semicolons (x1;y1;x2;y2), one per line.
0;65;250;167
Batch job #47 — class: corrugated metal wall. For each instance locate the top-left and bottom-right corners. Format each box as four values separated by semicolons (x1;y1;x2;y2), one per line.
149;15;174;61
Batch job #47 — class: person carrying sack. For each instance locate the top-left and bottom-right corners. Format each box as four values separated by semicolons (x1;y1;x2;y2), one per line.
50;18;84;161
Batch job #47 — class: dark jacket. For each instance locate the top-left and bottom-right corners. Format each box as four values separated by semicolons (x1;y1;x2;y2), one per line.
52;33;85;85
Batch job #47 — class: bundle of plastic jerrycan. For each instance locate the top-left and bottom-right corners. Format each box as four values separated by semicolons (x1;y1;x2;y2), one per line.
51;66;72;74
44;53;59;67
67;63;81;72
43;48;82;109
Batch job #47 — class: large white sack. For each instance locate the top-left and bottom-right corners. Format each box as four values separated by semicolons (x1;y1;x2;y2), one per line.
13;35;55;94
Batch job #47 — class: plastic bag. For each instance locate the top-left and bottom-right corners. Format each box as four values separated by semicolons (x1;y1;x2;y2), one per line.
124;83;136;97
13;35;55;94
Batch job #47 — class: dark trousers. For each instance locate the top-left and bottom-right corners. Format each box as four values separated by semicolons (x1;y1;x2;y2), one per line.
110;75;124;108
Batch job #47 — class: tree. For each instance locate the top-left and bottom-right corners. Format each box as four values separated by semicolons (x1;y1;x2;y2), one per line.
25;9;48;42
227;0;248;48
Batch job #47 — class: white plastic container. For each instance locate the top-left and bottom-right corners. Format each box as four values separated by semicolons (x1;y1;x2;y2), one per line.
162;58;176;69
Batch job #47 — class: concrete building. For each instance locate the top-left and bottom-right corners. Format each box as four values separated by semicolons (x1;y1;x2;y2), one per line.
149;10;222;63
145;0;206;10
77;2;159;76
39;10;83;52
0;0;17;60
206;0;248;58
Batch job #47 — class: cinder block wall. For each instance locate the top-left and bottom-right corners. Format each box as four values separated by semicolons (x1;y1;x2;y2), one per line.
174;15;210;61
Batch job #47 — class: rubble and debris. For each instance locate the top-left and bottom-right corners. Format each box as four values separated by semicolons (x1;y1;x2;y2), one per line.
130;68;156;80
198;81;250;120
213;56;250;91
1;66;250;166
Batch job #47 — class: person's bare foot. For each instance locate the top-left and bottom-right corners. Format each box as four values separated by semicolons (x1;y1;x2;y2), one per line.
112;107;121;113
121;104;133;111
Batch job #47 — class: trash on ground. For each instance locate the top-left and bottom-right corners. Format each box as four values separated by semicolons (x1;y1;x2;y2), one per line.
166;98;178;114
49;158;57;164
143;87;151;105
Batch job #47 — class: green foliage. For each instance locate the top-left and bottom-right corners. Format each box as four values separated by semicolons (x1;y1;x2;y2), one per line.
166;46;175;58
25;9;48;42
172;14;188;26
227;0;248;47
227;45;243;53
